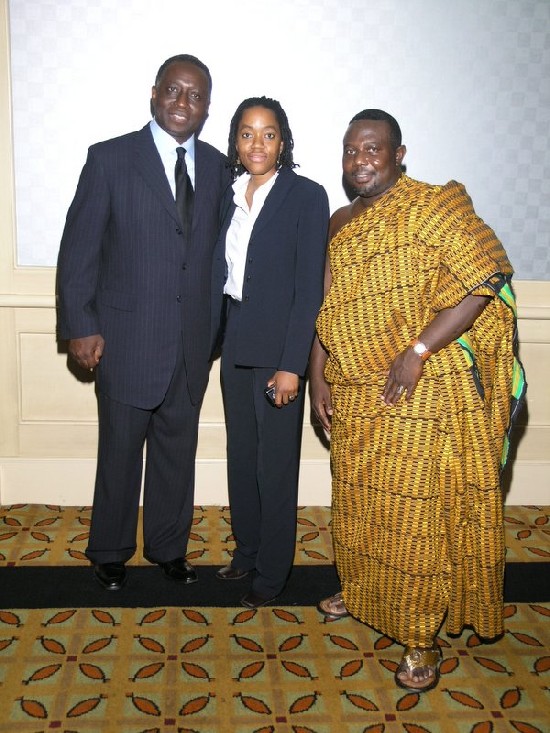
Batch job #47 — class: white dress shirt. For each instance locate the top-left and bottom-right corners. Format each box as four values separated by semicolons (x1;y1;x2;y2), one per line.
149;118;196;196
224;171;279;301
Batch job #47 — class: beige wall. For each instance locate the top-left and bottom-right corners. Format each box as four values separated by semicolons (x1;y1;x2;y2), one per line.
1;3;548;507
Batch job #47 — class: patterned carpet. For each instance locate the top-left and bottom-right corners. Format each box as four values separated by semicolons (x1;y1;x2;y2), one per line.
0;504;549;733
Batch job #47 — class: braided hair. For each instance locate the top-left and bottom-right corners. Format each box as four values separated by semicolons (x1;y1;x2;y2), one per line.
227;96;297;180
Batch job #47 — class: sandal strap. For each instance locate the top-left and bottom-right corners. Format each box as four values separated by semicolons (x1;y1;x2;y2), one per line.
400;646;440;671
320;592;347;615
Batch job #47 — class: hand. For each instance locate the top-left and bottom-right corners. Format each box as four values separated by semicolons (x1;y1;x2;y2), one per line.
267;371;300;408
68;334;105;371
381;346;423;406
310;376;333;432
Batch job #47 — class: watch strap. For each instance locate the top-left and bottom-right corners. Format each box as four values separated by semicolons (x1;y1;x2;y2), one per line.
410;338;432;361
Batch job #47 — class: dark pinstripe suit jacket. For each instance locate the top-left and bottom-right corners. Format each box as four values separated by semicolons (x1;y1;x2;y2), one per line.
57;124;230;408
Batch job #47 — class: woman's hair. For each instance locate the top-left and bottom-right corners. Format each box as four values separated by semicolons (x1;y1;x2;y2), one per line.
227;96;297;179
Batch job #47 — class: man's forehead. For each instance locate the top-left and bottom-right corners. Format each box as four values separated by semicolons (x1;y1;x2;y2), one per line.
344;119;391;142
159;61;209;85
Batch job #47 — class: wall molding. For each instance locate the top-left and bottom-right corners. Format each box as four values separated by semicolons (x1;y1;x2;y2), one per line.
0;457;548;508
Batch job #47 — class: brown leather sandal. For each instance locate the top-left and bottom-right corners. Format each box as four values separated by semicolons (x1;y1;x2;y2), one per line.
395;645;441;692
317;591;350;620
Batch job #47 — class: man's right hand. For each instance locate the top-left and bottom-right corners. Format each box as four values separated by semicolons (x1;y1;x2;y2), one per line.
310;378;333;433
68;335;105;371
308;333;332;433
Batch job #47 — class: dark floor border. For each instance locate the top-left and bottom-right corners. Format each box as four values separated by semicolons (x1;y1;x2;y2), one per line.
0;563;548;609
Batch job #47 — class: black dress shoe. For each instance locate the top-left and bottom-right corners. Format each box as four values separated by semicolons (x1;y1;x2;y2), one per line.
93;562;126;591
158;558;198;584
216;564;249;581
241;590;278;609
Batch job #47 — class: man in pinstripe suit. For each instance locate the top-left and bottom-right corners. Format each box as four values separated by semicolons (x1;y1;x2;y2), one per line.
56;55;229;590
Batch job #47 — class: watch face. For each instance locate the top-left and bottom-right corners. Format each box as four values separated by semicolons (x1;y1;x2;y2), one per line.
413;342;427;355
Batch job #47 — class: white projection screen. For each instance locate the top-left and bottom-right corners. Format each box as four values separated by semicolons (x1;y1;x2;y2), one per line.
8;0;550;279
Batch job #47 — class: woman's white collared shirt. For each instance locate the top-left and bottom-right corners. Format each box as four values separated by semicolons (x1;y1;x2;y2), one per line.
223;172;279;301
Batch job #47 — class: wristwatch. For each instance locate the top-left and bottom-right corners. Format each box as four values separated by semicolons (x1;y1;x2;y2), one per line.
410;338;432;361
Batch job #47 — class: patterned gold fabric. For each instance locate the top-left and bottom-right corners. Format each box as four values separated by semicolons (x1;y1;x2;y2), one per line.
317;175;524;647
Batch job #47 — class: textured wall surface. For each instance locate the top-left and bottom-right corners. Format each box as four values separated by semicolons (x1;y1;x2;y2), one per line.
8;0;550;278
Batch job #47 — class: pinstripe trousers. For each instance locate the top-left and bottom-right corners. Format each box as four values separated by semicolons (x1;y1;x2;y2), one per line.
86;336;202;565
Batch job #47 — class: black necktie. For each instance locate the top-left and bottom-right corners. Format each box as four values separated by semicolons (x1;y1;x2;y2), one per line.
175;146;194;238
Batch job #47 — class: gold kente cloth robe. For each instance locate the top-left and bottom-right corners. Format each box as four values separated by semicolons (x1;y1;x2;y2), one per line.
316;175;525;646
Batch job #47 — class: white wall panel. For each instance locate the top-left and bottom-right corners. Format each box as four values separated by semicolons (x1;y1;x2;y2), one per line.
7;0;550;279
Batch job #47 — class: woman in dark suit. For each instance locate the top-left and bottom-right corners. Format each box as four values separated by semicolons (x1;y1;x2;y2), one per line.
212;97;329;608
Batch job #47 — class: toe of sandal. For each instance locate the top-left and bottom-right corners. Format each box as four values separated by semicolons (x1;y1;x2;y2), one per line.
317;591;350;620
395;645;441;693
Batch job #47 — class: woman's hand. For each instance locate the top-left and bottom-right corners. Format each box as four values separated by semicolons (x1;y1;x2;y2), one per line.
267;371;300;407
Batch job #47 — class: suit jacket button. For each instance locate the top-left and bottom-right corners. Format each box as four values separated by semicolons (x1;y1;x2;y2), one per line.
176;295;181;302
244;296;250;302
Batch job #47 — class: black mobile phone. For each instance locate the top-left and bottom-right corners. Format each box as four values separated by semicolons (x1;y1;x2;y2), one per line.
264;386;276;404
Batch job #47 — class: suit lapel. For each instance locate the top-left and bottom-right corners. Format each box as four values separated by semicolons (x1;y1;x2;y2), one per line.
194;140;221;226
133;125;179;224
250;167;297;238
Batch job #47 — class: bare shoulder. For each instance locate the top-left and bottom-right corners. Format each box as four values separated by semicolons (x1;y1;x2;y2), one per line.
329;203;355;239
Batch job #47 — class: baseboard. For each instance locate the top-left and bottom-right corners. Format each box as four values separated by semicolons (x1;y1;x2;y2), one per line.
1;458;547;507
